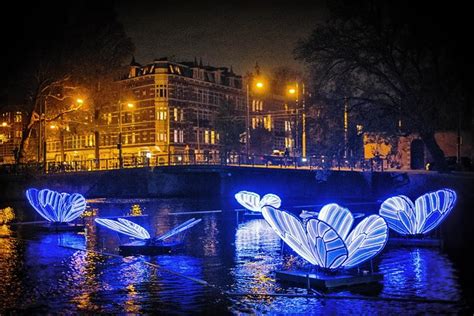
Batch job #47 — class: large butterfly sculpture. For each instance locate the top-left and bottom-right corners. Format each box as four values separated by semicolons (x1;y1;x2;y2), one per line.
26;188;87;223
234;191;281;212
95;217;202;243
379;188;457;235
261;204;389;269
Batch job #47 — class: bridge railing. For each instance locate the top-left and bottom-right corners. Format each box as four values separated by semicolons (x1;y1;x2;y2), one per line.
0;153;392;174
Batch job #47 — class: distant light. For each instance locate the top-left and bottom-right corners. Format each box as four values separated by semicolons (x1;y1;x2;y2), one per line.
288;88;296;95
127;103;134;108
1;122;7;127
301;157;307;162
177;156;182;161
379;188;456;235
76;98;84;104
255;82;264;89
146;152;151;158
50;124;57;129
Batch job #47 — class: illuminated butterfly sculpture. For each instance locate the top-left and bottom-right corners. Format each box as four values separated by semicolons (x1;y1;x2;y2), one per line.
95;217;202;244
26;188;87;223
234;191;281;212
261;204;389;270
379;188;457;235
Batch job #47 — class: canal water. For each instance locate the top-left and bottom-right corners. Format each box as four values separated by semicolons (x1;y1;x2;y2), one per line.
0;198;472;314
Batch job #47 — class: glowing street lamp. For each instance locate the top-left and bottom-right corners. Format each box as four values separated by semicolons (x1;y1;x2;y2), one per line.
246;78;266;159
1;122;7;127
286;83;306;160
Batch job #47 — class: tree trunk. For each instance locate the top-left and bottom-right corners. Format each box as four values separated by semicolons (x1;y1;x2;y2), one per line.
421;132;448;172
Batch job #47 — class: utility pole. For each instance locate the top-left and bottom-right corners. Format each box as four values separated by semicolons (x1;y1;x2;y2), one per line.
302;83;306;159
344;97;348;159
246;83;250;160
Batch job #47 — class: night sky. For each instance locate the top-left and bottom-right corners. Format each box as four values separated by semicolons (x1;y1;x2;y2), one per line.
115;0;328;75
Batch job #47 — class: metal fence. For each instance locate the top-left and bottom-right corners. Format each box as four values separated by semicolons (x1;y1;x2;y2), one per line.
0;153;392;175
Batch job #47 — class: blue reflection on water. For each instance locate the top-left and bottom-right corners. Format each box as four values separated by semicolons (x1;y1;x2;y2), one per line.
0;198;470;313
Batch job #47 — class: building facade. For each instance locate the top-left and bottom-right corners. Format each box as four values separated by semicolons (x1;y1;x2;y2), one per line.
45;57;246;167
0;110;25;164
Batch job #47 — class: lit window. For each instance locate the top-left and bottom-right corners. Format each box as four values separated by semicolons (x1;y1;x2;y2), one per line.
211;130;215;144
205;130;209;144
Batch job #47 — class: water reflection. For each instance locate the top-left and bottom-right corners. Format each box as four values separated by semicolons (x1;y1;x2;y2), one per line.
0;225;23;310
1;198;470;314
233;219;282;295
379;247;462;301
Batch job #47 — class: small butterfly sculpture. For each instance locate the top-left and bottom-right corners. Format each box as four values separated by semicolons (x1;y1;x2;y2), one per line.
261;204;389;269
95;217;202;243
235;191;281;212
26;188;87;223
379;188;457;235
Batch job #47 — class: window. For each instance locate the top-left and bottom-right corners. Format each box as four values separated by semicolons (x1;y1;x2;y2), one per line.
174;129;178;143
174;108;178;121
157;85;167;98
14;112;22;122
204;130;209;144
211;130;215;144
158;110;167;120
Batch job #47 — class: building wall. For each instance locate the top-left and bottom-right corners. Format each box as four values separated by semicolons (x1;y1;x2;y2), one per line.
45;59;246;166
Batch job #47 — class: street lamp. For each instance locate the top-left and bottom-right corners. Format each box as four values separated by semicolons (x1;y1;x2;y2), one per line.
118;102;134;168
43;98;85;172
246;78;265;159
287;82;306;160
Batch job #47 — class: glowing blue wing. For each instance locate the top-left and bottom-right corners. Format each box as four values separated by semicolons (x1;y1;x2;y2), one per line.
156;218;202;241
414;189;457;234
235;191;262;212
306;218;349;269
26;188;86;223
261;206;318;265
343;215;388;268
260;194;282;209
318;204;354;240
95;218;150;240
235;191;281;212
379;195;416;235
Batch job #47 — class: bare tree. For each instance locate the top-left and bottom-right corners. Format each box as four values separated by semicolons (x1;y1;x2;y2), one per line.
295;1;470;171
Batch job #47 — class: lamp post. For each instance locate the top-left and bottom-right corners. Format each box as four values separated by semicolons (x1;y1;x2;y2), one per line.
245;78;265;161
118;102;134;168
287;82;306;160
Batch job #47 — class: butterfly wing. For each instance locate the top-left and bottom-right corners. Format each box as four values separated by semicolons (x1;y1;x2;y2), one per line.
306;218;349;269
26;188;52;222
156;218;202;241
262;206;319;265
59;193;87;222
260;193;282;209
235;191;262;212
379;195;416;235
318;203;354;240
343;215;388;268
95;218;150;240
414;189;457;234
